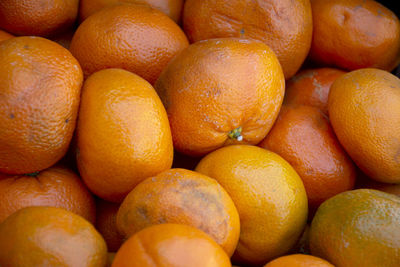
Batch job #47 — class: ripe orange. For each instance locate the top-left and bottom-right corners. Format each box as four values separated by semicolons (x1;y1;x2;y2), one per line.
70;4;188;84
309;0;400;71
195;145;308;265
264;254;334;267
182;0;313;79
155;38;285;156
76;68;173;202
0;0;79;36
0;29;13;42
0;206;107;266
116;168;240;256
328;68;400;183
309;189;400;267
0;36;83;175
112;224;231;267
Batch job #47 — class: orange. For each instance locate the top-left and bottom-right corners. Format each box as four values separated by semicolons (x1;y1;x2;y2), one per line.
0;206;107;266
0;36;83;175
259;105;356;213
70;4;188;84
155;38;285;156
76;68;173;202
284;68;346;115
309;0;400;71
79;0;184;23
111;224;231;267
0;29;13;43
182;0;313;79
0;0;79;36
309;189;400;267
116;168;240;256
96;199;124;252
264;254;334;267
328;68;400;183
195;145;308;265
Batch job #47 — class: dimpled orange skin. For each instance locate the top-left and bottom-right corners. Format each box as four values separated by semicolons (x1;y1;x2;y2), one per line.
264;254;334;267
0;29;13;42
76;68;173;203
259;105;356;212
112;224;231;267
195;145;308;265
284;68;346;115
310;189;400;267
70;4;188;84
310;0;400;71
182;0;313;79
79;0;184;22
328;68;400;183
155;38;285;157
0;37;83;175
0;0;79;36
0;206;107;267
116;168;240;256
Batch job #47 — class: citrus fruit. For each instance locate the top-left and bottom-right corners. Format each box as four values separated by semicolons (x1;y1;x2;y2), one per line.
264;254;334;267
0;29;13;42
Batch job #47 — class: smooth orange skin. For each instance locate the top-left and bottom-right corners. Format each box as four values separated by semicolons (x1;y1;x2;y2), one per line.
195;145;308;265
70;4;188;84
0;37;83;175
259;105;356;212
76;68;173;202
112;224;231;267
155;38;285;156
79;0;183;22
116;168;240;256
310;189;400;267
0;0;79;36
0;206;107;266
264;254;334;267
284;68;346;115
182;0;313;79
0;29;13;42
328;68;400;183
310;0;400;71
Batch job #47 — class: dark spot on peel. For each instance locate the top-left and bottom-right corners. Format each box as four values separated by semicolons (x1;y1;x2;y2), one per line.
9;113;14;119
240;28;245;34
24;45;29;50
136;206;149;221
65;118;69;123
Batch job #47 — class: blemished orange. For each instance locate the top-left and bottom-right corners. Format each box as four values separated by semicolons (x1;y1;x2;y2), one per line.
0;29;13;42
0;165;96;224
116;168;240;256
284;68;346;115
70;4;188;84
195;145;308;265
259;105;356;213
155;38;285;156
96;199;124;252
328;68;400;183
309;189;400;267
0;36;83;175
309;0;400;71
0;0;79;36
182;0;313;79
0;206;107;266
79;0;184;23
111;224;231;267
264;254;334;267
76;68;173;202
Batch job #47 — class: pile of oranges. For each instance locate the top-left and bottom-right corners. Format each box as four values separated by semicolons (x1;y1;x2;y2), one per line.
0;0;399;266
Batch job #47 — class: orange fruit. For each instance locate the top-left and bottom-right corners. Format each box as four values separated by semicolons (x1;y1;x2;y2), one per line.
264;254;334;267
0;165;95;224
182;0;313;79
328;68;400;183
96;199;124;252
0;29;13;42
284;68;346;115
79;0;184;23
0;206;107;266
309;0;400;71
0;0;79;36
259;105;356;213
154;38;285;156
116;168;240;256
70;4;188;84
195;145;308;265
76;68;173;202
112;224;231;267
309;189;400;267
0;36;83;175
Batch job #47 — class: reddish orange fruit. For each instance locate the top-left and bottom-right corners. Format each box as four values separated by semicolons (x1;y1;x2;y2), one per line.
264;254;334;267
